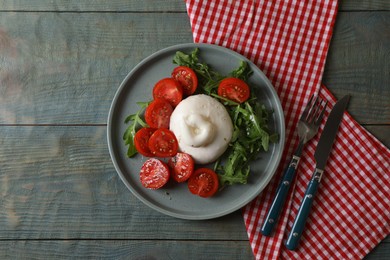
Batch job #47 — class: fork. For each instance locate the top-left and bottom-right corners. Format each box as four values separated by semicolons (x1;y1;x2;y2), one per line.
261;95;327;236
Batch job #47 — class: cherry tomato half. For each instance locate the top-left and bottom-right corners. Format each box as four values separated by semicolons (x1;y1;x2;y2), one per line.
144;98;173;129
148;128;178;157
217;77;250;103
134;127;156;157
188;168;219;198
153;78;183;107
140;158;170;189
168;153;195;183
171;66;198;96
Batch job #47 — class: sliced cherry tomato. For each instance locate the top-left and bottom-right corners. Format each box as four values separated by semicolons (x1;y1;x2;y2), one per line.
171;66;198;96
217;77;250;103
140;158;170;189
168;153;195;183
153;78;183;107
144;98;173;129
148;128;178;157
133;127;156;157
188;168;219;198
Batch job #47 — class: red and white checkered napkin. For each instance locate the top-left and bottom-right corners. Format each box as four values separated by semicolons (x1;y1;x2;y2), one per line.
185;1;390;259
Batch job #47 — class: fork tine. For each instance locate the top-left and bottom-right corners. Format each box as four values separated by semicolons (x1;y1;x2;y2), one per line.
300;95;315;120
315;100;328;125
307;97;322;123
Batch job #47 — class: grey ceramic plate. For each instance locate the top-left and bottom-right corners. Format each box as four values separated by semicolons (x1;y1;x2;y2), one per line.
107;43;285;220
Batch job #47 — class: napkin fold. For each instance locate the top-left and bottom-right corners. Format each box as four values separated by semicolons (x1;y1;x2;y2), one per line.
184;1;390;259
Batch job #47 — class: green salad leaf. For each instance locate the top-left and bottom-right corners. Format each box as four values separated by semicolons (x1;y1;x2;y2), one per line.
123;101;149;157
123;48;278;186
174;48;224;95
174;48;278;186
173;48;253;95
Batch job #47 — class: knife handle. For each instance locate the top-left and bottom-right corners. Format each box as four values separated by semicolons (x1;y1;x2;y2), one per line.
285;168;324;250
261;155;300;236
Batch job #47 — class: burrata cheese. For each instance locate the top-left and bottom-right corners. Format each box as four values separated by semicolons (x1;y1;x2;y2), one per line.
169;94;233;164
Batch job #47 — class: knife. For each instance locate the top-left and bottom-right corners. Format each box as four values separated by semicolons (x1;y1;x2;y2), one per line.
285;94;350;250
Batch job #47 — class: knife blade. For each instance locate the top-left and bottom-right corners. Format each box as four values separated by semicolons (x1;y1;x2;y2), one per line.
285;94;350;250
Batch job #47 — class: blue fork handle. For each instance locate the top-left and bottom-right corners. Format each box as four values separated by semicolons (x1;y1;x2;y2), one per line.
261;155;300;236
285;168;324;250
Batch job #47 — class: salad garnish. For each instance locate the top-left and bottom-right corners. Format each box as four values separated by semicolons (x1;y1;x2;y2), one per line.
173;48;278;185
123;48;278;194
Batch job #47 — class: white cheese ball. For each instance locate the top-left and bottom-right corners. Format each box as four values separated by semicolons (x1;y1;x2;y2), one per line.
169;94;233;164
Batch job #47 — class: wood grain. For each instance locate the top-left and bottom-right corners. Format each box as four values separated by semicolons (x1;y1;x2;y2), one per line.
0;239;388;259
1;0;390;12
323;12;390;124
365;236;390;260
340;0;390;11
0;12;389;125
0;126;249;240
364;125;390;148
0;240;253;260
0;1;389;259
0;0;187;12
0;12;193;124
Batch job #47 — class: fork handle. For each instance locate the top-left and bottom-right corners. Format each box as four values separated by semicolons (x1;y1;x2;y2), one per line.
261;155;300;236
285;168;323;250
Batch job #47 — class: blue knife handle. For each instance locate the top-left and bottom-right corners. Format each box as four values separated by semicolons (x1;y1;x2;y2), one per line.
261;155;300;236
285;168;324;250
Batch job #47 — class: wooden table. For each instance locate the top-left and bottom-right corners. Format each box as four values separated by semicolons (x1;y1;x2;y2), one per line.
1;1;388;259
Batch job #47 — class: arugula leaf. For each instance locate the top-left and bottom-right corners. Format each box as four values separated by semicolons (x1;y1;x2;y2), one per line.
123;101;149;157
174;48;279;186
217;108;252;182
215;94;278;186
229;60;253;81
173;49;223;95
173;48;252;83
173;48;218;80
218;141;250;185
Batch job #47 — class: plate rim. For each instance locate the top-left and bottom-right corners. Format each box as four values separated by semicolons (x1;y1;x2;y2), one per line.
107;43;285;220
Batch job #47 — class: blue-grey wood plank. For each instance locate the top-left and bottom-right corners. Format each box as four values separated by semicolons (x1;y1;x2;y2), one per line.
340;0;390;11
0;240;254;260
0;126;249;240
0;12;193;124
322;11;390;124
1;0;389;12
365;236;390;260
0;0;187;12
0;238;388;259
0;12;389;125
364;125;390;148
1;1;389;260
0;125;387;254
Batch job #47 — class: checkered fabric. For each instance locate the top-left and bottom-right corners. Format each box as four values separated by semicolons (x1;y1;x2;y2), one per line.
185;1;390;259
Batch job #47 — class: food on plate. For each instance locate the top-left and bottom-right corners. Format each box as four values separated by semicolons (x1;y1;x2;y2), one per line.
218;77;250;103
168;152;195;182
140;158;170;189
187;168;219;198
144;98;173;129
169;94;233;164
171;66;198;96
123;48;279;196
153;78;183;107
173;49;278;185
123;101;149;158
148;128;178;157
134;127;156;157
